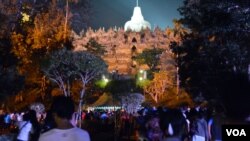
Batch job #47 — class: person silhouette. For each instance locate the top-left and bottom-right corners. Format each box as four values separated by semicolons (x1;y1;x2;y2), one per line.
38;96;90;141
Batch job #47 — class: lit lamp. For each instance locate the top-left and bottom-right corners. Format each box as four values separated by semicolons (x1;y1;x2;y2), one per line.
139;77;143;81
139;69;147;79
102;75;109;83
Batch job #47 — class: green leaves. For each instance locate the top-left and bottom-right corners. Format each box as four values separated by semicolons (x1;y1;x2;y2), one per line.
135;48;164;71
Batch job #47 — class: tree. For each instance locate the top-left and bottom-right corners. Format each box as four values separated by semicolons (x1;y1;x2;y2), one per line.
0;1;25;101
10;1;73;103
43;49;74;97
56;0;91;37
63;0;74;41
176;0;250;116
177;0;250;94
11;2;69;58
1;63;22;103
69;0;91;33
0;0;91;105
144;71;173;103
72;51;107;127
121;93;144;114
0;39;24;101
135;48;164;78
11;0;91;73
29;3;69;50
0;5;15;37
73;52;107;101
84;38;107;56
44;49;107;126
166;19;189;45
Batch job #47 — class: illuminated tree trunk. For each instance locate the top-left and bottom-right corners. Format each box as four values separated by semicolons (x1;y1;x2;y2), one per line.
64;0;69;42
78;82;86;128
48;71;69;97
144;71;171;103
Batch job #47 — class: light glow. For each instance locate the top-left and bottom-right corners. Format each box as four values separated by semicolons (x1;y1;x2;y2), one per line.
124;6;151;32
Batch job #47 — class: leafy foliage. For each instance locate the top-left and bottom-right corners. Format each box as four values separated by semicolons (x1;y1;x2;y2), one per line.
176;0;250;100
56;0;91;34
43;49;107;97
144;88;193;108
30;3;68;50
0;0;91;105
73;51;107;87
0;41;24;101
0;1;25;101
121;93;144;114
144;71;174;103
43;48;74;96
84;38;107;56
135;48;164;70
68;0;91;33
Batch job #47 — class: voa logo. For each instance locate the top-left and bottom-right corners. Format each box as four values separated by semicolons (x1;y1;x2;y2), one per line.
226;129;247;136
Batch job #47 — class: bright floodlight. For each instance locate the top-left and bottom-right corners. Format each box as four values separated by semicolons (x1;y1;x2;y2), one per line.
104;78;109;83
102;75;109;83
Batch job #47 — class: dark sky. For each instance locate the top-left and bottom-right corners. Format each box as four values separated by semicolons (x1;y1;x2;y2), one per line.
90;0;183;30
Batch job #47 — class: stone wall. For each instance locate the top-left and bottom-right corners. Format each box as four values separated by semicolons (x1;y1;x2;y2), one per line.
73;27;172;74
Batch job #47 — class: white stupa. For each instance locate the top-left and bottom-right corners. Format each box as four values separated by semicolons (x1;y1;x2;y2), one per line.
124;0;151;32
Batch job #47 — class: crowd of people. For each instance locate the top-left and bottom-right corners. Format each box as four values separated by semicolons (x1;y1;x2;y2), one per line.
0;97;227;141
115;103;226;141
1;96;90;141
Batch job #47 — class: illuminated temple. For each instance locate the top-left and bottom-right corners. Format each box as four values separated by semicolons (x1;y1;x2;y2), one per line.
73;2;174;75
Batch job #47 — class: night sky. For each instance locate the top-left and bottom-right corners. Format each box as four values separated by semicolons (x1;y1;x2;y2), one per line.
90;0;183;30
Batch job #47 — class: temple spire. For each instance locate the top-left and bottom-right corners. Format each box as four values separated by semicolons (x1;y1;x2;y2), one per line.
124;0;151;32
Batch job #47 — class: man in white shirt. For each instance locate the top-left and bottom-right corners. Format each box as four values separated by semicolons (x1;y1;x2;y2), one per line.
16;119;32;141
39;96;90;141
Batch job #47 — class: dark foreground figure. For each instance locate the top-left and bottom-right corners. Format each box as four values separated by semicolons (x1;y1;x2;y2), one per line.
38;96;90;141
